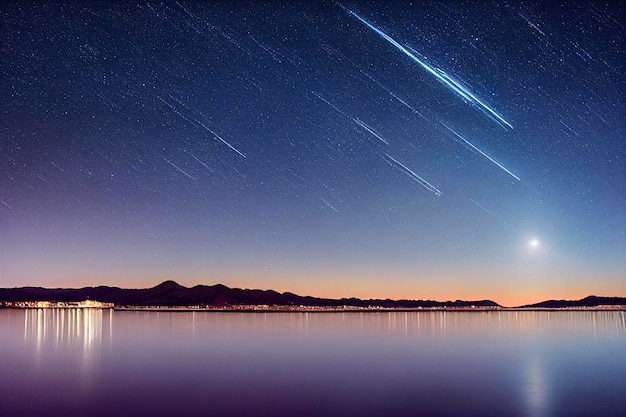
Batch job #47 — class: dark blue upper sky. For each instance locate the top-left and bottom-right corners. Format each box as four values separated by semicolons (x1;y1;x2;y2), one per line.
1;1;624;304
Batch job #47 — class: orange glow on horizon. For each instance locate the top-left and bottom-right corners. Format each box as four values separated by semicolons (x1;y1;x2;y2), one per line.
8;262;625;307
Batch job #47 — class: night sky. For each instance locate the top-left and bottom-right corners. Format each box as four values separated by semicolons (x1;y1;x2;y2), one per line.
1;1;624;305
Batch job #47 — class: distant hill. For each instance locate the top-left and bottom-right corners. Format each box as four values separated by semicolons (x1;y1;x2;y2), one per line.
520;295;626;308
0;280;499;308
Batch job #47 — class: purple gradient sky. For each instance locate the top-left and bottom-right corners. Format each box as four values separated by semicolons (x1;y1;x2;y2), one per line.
1;1;624;306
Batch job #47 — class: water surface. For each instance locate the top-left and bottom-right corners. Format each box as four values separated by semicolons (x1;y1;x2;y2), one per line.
1;309;625;416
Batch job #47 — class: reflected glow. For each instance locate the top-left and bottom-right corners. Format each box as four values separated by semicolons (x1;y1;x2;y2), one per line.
4;310;626;417
24;308;105;360
525;356;547;417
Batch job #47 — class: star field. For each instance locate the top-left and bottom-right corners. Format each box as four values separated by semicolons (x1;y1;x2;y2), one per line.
1;1;624;305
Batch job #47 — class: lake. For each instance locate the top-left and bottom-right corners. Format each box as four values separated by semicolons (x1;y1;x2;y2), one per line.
1;309;625;416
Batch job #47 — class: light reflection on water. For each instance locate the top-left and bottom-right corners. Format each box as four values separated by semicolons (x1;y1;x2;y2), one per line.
21;308;113;369
1;310;625;417
525;354;547;417
23;308;107;348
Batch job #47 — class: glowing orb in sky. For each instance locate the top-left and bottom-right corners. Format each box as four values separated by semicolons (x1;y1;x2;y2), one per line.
528;239;540;249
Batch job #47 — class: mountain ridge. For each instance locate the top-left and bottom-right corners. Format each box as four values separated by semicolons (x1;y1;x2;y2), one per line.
0;281;500;308
520;295;626;308
2;281;625;308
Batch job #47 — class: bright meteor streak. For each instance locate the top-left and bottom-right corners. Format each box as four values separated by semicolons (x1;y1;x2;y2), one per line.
343;6;512;130
440;122;520;181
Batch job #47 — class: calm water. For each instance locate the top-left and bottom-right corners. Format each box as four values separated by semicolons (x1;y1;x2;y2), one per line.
0;309;625;417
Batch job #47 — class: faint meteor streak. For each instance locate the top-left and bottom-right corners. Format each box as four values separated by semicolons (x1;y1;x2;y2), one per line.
583;103;609;126
470;199;495;217
163;157;196;180
342;6;512;129
185;150;214;172
127;161;141;172
312;92;390;145
159;96;246;158
440;122;520;181
175;1;196;19
201;124;247;158
360;70;428;120
353;118;389;145
321;198;340;213
516;11;546;37
0;200;11;210
384;154;442;196
389;93;427;120
559;120;579;137
312;91;349;118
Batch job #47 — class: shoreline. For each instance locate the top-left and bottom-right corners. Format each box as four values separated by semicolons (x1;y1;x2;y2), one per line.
113;306;626;312
2;305;626;312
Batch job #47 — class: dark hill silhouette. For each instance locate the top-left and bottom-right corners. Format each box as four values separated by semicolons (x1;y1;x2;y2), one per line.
3;282;623;309
520;295;626;308
0;281;500;308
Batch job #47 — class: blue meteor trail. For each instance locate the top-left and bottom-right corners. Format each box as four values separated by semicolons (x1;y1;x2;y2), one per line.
440;122;520;181
343;6;513;130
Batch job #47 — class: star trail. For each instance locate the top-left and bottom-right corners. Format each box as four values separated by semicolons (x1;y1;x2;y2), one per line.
1;1;624;305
